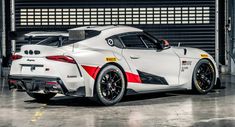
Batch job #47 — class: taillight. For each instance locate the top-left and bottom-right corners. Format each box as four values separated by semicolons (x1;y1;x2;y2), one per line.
11;54;22;61
46;55;76;64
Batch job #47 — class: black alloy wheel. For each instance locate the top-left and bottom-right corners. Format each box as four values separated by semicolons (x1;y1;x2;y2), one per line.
93;65;126;106
193;59;216;94
100;70;123;101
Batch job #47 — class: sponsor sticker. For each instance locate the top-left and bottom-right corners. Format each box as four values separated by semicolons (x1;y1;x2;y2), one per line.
182;60;192;65
200;54;208;58
105;57;117;62
181;60;192;72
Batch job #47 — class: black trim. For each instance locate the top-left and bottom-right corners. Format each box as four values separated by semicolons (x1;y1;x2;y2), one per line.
137;70;168;85
74;64;82;77
20;64;44;67
213;78;223;89
184;48;187;55
8;75;69;94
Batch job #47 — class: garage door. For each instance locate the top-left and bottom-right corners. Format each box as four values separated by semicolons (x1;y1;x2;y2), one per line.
14;0;216;56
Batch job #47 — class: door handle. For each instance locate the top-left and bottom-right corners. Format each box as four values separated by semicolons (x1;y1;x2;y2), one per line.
130;56;140;59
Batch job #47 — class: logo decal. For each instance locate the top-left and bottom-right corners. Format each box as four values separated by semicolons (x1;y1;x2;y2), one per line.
27;59;35;62
181;60;192;72
105;57;117;62
182;61;192;65
67;75;77;78
107;39;114;46
200;54;208;58
30;65;36;71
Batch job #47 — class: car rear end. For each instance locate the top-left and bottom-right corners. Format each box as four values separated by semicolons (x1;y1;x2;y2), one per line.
9;45;84;95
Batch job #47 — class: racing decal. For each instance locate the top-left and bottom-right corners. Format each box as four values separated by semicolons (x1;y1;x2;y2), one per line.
81;65;100;79
137;70;168;85
182;61;192;65
200;54;209;58
181;60;192;72
67;75;77;78
125;72;142;83
107;39;114;46
105;57;117;62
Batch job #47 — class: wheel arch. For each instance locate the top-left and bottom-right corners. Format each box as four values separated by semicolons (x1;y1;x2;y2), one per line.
93;62;128;95
202;58;220;88
192;58;217;80
203;58;216;71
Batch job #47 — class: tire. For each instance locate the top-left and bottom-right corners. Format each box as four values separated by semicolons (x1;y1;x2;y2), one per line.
93;65;126;106
27;92;56;101
192;59;216;94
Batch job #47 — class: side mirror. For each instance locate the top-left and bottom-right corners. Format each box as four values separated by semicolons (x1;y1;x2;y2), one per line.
159;40;171;50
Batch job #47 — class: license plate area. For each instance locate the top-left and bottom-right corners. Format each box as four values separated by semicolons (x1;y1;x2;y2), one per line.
21;64;44;74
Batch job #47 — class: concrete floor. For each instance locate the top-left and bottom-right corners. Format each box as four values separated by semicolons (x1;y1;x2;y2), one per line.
0;75;235;127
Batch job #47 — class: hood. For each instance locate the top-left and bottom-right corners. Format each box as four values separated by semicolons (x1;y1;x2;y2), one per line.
171;46;211;59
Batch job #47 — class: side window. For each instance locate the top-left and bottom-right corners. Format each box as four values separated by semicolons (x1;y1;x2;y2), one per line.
120;34;147;49
139;35;157;49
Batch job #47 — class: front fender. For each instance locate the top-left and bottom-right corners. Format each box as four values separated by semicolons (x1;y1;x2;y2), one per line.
172;47;219;89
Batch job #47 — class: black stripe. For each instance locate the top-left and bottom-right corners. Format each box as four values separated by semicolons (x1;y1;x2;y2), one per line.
137;70;168;85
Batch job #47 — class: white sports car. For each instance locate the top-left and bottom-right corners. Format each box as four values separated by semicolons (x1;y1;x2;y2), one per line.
9;25;220;105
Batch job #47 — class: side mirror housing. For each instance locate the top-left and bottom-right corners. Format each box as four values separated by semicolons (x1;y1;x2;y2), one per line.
159;40;171;50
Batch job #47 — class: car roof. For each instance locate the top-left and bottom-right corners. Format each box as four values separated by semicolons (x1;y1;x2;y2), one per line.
25;26;142;38
69;25;117;31
69;25;143;37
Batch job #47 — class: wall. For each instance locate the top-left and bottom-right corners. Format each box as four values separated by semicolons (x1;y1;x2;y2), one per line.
0;0;2;56
229;0;235;74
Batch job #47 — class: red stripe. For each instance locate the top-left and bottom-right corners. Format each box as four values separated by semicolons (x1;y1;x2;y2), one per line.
46;81;58;85
82;65;141;83
81;65;100;79
126;72;142;83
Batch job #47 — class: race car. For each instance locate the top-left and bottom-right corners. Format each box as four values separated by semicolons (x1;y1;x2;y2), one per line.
8;25;220;105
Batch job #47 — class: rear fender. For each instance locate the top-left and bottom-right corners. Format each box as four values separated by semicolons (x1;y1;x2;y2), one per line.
69;49;133;97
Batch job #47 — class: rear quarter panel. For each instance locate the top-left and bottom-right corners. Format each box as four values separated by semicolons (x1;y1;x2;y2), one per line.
67;47;133;97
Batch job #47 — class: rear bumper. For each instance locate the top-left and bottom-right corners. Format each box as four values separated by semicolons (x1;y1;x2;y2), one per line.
8;75;69;94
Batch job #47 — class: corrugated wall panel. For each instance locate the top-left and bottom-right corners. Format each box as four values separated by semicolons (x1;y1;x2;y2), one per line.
14;0;216;56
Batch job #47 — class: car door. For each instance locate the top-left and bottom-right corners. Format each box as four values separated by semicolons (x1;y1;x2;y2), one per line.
120;32;181;86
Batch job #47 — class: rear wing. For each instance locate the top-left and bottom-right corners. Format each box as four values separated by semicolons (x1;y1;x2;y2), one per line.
24;31;68;40
23;32;68;46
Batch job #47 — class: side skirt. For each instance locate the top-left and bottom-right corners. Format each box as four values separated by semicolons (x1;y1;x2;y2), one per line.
126;88;188;96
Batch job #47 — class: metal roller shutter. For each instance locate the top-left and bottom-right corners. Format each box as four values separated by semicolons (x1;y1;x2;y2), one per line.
14;0;216;56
